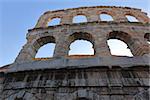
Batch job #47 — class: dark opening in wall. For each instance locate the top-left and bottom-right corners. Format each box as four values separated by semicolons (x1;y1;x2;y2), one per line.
144;33;150;44
68;32;95;56
35;43;55;58
107;39;133;57
77;97;90;100
100;14;113;21
15;97;24;100
33;36;56;58
48;18;61;26
107;31;134;57
73;15;87;23
126;15;139;22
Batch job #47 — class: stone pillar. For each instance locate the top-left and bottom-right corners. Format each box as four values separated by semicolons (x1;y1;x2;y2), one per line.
133;44;150;56
113;11;128;22
130;39;150;56
95;37;111;57
33;74;41;87
61;15;72;25
24;74;29;82
88;14;100;22
54;37;69;57
15;44;36;63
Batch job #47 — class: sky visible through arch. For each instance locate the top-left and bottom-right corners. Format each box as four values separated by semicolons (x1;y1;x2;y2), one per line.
0;0;150;67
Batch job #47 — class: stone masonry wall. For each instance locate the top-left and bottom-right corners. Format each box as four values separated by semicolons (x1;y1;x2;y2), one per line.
15;6;150;63
1;67;149;100
0;6;149;100
35;6;149;28
15;22;150;63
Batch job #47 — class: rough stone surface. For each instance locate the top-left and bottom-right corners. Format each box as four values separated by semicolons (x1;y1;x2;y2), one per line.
0;67;150;100
0;6;150;100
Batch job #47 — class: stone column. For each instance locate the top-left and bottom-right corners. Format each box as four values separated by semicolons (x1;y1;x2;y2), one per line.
113;11;128;22
60;15;72;25
95;37;111;57
129;38;150;56
88;14;100;22
54;36;69;57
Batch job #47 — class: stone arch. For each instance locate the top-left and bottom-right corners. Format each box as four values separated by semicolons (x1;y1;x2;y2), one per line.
46;16;62;26
99;13;113;21
67;32;95;55
73;15;87;23
36;13;63;27
71;12;89;23
98;10;116;21
124;12;141;22
47;17;61;26
125;14;139;22
32;36;56;58
107;39;133;56
99;10;116;16
107;31;138;56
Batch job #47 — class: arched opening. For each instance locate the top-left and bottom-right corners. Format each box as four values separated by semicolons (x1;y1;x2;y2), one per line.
100;13;113;21
48;18;61;26
33;36;56;59
144;33;150;44
107;31;134;57
69;40;94;55
107;39;133;57
35;43;55;58
73;15;87;23
68;32;95;56
125;15;139;22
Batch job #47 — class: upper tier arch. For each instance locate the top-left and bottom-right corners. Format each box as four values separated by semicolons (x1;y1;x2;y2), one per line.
35;6;149;28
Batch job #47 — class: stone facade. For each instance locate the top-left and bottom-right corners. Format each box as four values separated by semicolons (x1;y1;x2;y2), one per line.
0;6;150;100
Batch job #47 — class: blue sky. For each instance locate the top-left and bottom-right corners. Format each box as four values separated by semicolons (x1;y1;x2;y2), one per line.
0;0;150;67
